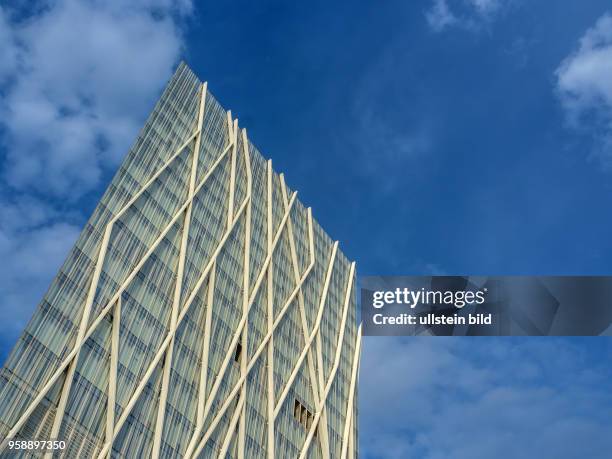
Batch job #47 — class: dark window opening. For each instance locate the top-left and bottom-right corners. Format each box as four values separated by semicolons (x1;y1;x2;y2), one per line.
293;398;317;437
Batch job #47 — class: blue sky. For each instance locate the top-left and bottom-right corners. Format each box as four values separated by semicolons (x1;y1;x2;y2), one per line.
1;0;612;457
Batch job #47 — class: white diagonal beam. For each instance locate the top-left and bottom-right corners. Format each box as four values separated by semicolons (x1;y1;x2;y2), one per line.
151;82;207;459
218;390;245;458
197;260;215;427
273;242;338;419
189;244;314;459
44;217;115;456
341;322;361;459
96;195;251;459
311;247;338;459
214;124;252;459
113;133;198;223
279;174;331;458
299;264;357;459
3;104;217;449
183;190;298;458
2;135;234;448
189;208;317;458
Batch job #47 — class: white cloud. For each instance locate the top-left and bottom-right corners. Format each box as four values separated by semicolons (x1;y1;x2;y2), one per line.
360;337;612;459
0;196;82;335
468;0;501;16
0;220;81;335
425;0;504;32
556;13;612;167
1;0;187;196
426;0;458;33
0;0;191;352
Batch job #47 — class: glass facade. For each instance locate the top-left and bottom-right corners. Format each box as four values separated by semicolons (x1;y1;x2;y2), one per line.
0;62;360;458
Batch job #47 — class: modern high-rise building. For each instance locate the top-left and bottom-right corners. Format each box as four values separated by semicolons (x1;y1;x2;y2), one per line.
0;63;360;458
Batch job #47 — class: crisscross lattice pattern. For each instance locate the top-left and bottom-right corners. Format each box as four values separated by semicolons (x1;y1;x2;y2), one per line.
0;63;360;459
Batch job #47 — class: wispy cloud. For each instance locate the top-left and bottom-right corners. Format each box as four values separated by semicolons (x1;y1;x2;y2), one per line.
0;0;191;356
556;12;612;169
348;44;433;195
353;102;432;194
425;0;505;33
426;0;459;32
0;195;83;342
